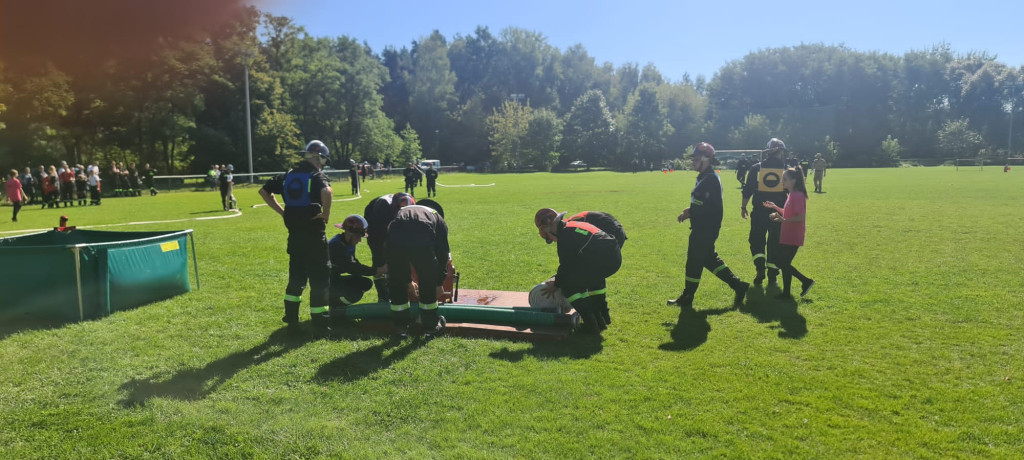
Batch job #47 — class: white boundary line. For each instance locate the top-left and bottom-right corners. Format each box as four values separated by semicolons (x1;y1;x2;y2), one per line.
0;209;242;236
437;182;495;187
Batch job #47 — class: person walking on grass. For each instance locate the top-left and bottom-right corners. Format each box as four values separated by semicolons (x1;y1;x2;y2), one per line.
5;170;27;222
741;138;789;287
763;168;814;299
259;140;334;338
668;143;749;309
812;153;827;193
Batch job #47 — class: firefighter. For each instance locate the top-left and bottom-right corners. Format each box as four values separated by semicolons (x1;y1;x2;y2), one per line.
735;153;750;187
741;138;790;287
363;192;414;302
668;142;749;308
348;159;360;195
425;164;439;197
403;163;419;196
387;199;450;339
258;140;334;338
328;214;382;324
534;208;621;333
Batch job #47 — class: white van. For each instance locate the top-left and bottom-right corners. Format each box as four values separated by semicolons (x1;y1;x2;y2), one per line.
419;159;441;170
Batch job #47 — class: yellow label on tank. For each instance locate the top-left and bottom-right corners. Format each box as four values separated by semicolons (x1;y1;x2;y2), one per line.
758;168;785;192
160;241;180;252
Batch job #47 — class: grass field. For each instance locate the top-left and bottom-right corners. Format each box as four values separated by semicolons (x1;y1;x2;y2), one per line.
1;167;1022;458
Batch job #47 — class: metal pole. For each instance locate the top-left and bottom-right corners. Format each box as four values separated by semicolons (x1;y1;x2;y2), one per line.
244;52;254;184
1010;82;1015;157
511;94;524;169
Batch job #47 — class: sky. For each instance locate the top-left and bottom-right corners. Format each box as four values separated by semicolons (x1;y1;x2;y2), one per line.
259;0;1023;82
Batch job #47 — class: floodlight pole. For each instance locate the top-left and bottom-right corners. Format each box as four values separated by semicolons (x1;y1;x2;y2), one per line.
1010;82;1016;157
243;51;255;184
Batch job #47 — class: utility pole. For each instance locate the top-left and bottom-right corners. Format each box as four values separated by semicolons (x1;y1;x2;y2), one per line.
510;93;525;169
243;50;254;183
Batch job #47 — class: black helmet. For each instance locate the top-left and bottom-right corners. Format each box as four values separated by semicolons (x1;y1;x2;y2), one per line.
304;140;331;164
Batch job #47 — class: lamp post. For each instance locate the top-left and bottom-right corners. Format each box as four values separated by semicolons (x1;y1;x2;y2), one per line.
510;93;525;169
243;50;254;183
1010;81;1016;157
434;129;440;158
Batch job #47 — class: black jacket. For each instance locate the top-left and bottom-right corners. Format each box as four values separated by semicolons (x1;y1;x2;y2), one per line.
688;170;724;231
328;234;375;277
742;156;789;217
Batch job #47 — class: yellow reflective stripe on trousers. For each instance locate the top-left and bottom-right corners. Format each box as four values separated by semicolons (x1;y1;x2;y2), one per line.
420;302;438;311
284;294;302;302
712;264;727;274
766;263;778;269
391;302;410;312
310;306;329;314
685;276;701;283
565;288;607;303
752;253;765;261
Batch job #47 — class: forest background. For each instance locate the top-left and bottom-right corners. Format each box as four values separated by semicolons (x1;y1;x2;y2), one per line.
0;4;1021;174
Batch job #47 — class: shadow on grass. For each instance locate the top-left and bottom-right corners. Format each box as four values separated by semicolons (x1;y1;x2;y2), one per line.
739;287;808;339
118;326;308;408
0;316;70;341
658;306;734;351
313;336;425;383
487;333;603;362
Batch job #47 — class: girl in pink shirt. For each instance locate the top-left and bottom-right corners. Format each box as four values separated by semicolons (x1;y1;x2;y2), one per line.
762;168;814;299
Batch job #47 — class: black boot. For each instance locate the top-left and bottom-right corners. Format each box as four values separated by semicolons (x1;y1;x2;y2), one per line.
373;277;390;303
282;300;300;327
392;308;411;340
311;312;331;339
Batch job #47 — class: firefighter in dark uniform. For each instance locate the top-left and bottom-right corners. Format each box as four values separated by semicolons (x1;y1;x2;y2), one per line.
363;192;414;302
348;159;360;195
668;142;749;308
741;138;790;287
259;140;335;337
403;163;419;196
565;210;628;249
535;208;621;333
387;200;450;339
328;214;382;323
735;154;750;187
425;164;438;197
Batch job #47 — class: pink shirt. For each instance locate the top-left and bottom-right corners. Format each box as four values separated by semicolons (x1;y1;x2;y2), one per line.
5;177;23;203
779;191;806;246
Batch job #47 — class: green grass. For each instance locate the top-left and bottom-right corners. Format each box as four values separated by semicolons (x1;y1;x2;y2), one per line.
1;168;1022;458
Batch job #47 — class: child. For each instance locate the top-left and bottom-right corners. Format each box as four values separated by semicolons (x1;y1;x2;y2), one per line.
763;168;814;299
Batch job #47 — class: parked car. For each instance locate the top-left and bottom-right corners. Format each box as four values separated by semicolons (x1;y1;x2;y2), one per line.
569;160;587;170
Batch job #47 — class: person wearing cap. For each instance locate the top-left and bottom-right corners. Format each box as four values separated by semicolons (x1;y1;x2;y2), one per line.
386;198;449;339
741;137;790;287
259;140;335;338
327;214;383;324
403;163;421;197
812;153;827;193
363;192;413;302
668;142;749;309
534;207;621;333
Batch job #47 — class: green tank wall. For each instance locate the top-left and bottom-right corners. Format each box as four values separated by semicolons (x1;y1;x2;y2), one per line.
0;229;193;321
344;302;576;328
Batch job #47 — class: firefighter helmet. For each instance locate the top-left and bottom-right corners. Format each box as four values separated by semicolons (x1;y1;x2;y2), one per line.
335;214;368;236
391;192;415;212
766;138;786;151
693;142;716;158
303;140;331;164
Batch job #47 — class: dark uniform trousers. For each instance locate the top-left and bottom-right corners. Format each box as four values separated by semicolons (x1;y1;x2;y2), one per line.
683;228;743;300
748;211;782;282
283;234;331;324
560;243;621;332
387;243;443;330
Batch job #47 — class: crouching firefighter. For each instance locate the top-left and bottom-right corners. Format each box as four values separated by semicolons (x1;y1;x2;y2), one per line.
387;198;450;339
534;208;622;333
259;140;334;338
328;214;383;325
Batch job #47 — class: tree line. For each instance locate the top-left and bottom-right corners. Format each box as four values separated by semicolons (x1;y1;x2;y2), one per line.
1;6;1021;174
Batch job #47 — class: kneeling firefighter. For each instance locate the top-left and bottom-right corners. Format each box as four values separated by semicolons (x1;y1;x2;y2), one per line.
534;208;621;333
328;214;384;324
